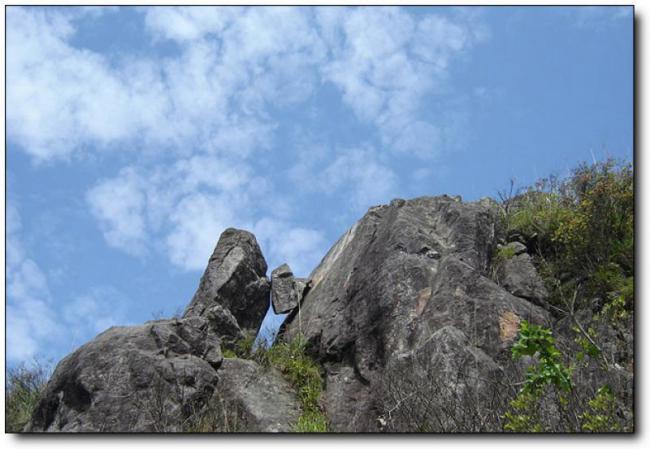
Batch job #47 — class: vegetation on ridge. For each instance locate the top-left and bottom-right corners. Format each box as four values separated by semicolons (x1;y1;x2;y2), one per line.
498;159;633;432
5;362;49;432
227;334;329;432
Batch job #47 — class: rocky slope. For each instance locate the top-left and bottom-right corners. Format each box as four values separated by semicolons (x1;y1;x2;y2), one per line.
279;195;551;431
26;229;297;432
25;195;631;432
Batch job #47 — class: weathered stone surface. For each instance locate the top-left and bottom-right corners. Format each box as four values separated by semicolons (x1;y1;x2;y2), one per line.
27;228;278;433
27;196;630;433
270;263;309;314
497;242;549;307
214;359;301;432
280;195;551;431
204;303;244;349
27;317;222;432
184;228;270;334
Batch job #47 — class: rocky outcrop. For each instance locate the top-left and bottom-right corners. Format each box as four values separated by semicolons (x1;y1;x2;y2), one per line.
279;196;551;431
270;263;309;314
214;359;301;432
26;228;298;432
26;317;222;432
27;195;627;433
184;228;270;333
496;242;549;308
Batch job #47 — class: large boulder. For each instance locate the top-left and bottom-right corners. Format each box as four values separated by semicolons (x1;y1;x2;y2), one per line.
280;196;551;431
27;228;278;432
26;317;222;432
212;359;301;432
270;263;309;314
184;228;270;334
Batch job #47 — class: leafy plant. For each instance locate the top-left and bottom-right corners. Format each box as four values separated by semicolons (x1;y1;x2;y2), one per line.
511;320;573;395
581;386;622;432
233;334;256;358
504;321;572;432
503;391;543;433
496;244;517;261
503;159;633;315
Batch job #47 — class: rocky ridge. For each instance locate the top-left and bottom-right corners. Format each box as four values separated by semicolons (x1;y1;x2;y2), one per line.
26;195;631;432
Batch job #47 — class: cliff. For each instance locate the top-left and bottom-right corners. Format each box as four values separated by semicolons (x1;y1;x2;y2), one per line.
25;194;633;433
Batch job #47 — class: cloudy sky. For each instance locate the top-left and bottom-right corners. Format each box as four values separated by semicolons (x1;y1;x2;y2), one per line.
5;5;632;365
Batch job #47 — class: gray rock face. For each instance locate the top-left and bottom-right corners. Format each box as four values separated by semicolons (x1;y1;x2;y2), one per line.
270;263;309;314
27;198;596;433
280;196;551;431
497;242;549;307
184;228;270;334
204;303;244;350
214;359;301;432
27;317;222;432
27;228;294;433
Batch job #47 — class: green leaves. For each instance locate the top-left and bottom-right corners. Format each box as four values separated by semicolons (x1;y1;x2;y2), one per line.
504;322;573;432
581;386;622;432
6;363;49;432
503;159;633;315
263;337;329;432
511;320;572;395
226;334;330;432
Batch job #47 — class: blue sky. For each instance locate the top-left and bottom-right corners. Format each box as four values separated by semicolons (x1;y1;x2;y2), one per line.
5;6;633;366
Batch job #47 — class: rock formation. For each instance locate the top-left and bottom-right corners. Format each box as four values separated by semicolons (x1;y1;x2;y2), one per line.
183;228;270;333
270;263;309;314
279;196;551;431
26;229;297;432
495;241;549;309
25;195;632;433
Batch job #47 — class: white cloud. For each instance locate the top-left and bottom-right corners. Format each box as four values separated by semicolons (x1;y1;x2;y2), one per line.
319;7;477;159
62;286;130;340
86;154;325;274
253;218;328;277
7;7;478;162
6;8;169;162
5;7;280;162
166;192;241;271
86;167;148;256
6;201;60;362
567;6;632;28
9;6;484;275
144;6;241;42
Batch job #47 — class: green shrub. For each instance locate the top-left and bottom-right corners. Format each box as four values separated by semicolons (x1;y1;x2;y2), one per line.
503;160;633;314
264;337;329;432
233;334;256;358
581;386;622;432
293;410;329;432
6;362;49;432
222;347;237;359
227;333;329;432
504;321;572;432
511;320;573;395
496;244;517;261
